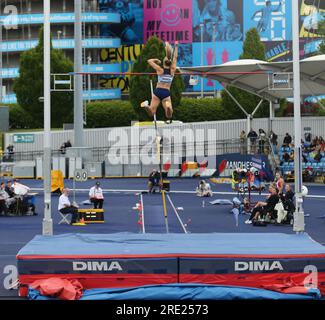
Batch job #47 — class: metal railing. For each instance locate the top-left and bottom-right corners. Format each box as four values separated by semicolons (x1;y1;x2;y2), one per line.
1;138;274;163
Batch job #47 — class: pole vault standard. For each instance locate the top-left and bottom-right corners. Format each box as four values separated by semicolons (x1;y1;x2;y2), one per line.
149;79;169;234
42;0;53;235
292;0;304;233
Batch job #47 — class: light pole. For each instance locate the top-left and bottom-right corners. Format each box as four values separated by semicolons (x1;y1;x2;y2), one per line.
74;0;84;147
43;0;53;235
292;0;304;233
200;23;204;98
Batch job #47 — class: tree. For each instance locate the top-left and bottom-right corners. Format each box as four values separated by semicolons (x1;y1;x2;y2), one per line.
318;20;325;54
221;28;269;119
129;36;185;121
13;28;73;128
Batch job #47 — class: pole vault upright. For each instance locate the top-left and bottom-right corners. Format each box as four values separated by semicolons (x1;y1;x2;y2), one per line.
74;0;84;147
292;0;304;233
42;0;53;235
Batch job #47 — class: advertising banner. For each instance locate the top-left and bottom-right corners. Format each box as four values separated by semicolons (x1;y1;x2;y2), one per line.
100;44;144;92
99;0;144;44
244;0;292;41
192;41;243;91
144;0;193;43
192;0;243;42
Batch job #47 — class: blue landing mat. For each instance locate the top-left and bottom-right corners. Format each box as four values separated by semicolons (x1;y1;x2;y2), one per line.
17;232;325;257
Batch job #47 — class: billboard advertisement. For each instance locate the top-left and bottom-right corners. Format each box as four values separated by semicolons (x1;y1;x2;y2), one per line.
100;44;144;92
192;41;243;91
144;0;193;43
192;0;243;42
244;0;292;41
99;0;144;44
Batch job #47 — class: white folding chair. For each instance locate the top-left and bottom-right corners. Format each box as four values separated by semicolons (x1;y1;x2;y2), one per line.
58;211;71;225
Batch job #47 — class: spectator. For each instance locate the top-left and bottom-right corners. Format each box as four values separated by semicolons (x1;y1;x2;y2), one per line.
282;152;290;163
247;129;258;153
314;150;322;162
5;145;14;161
65;140;72;148
60;140;72;155
5;180;17;210
245;186;279;224
275;172;285;195
148;170;161;193
269;130;278;154
288;150;295;162
58;188;80;225
239;130;246;154
258;129;267;154
282;184;294;202
196;180;213;197
0;182;9;216
283;133;292;147
89;182;104;209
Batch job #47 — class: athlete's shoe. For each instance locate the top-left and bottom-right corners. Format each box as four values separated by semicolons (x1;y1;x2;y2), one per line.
245;219;252;224
165;119;173;124
141;100;149;108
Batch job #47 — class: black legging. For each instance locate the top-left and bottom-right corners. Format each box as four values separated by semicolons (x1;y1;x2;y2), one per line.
91;198;104;209
0;200;8;215
249;206;266;221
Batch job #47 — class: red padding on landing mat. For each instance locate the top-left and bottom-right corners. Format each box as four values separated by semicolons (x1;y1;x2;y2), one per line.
30;278;83;301
179;273;325;296
19;273;178;297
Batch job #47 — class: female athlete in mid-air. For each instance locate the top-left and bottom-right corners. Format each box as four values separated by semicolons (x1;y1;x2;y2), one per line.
141;41;178;122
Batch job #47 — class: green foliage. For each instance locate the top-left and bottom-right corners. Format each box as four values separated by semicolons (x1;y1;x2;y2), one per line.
7;104;35;129
13;28;73;128
85;100;138;128
221;28;269;119
174;98;225;122
129;36;185;121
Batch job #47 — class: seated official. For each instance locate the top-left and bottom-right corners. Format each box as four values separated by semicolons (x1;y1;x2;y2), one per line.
89;182;104;209
245;186;279;224
58;188;80;225
12;180;36;215
148;170;161;193
0;182;9;216
4;180;17;211
196;180;213;197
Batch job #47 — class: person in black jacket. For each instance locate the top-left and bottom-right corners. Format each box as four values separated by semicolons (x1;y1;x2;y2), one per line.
245;186;279;224
283;133;292;147
247;129;258;153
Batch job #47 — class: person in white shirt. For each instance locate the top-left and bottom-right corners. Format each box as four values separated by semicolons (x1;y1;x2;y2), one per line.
196;180;213;197
12;179;30;196
89;182;104;209
58;188;79;224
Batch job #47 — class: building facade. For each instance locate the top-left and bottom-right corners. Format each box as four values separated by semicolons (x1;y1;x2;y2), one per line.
0;0;324;103
0;0;122;103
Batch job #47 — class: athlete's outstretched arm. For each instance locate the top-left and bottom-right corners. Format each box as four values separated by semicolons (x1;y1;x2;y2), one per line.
251;9;261;19
171;41;179;72
147;59;163;72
